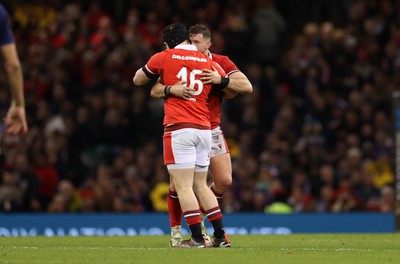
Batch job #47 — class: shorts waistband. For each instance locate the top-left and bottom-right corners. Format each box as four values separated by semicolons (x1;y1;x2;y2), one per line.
164;123;210;132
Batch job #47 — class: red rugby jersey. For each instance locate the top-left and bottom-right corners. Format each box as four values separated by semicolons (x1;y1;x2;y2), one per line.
144;44;226;128
208;53;240;129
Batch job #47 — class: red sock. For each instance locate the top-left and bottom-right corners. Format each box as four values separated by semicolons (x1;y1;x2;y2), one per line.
205;206;223;222
199;205;206;215
183;210;201;225
167;189;182;227
183;210;202;240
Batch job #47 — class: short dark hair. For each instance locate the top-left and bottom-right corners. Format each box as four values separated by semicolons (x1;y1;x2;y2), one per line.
188;24;211;39
162;23;188;48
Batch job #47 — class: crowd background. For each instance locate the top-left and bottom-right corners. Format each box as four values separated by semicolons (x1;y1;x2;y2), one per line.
0;0;397;214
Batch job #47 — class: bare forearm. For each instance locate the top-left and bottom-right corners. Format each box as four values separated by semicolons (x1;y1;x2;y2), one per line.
5;62;24;107
202;68;253;96
1;44;24;107
150;81;193;100
151;82;166;98
222;87;238;99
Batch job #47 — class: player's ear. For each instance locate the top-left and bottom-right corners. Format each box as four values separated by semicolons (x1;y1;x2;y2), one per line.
163;42;170;50
207;41;212;50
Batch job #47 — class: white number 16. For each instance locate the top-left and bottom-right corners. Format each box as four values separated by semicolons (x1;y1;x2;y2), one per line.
176;67;203;95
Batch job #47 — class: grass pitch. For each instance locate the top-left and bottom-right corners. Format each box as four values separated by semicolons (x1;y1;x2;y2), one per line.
0;234;399;264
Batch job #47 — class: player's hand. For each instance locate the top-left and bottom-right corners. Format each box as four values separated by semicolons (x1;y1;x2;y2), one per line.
170;81;194;100
201;65;221;84
4;106;28;135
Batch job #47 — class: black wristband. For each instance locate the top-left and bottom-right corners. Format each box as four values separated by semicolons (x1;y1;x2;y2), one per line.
220;77;230;89
164;86;172;97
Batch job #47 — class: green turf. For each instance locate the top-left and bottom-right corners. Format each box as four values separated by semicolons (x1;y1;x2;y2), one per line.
0;234;399;264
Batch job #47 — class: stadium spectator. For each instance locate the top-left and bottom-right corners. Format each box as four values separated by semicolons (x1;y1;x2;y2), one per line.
0;171;23;211
12;153;40;211
250;0;286;66
49;179;82;212
0;0;396;218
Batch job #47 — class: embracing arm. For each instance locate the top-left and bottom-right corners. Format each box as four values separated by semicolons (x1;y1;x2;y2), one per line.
225;71;253;94
201;67;253;97
132;67;151;86
151;81;194;100
150;82;167;99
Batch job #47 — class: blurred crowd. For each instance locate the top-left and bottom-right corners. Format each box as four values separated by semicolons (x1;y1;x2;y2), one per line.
0;0;397;214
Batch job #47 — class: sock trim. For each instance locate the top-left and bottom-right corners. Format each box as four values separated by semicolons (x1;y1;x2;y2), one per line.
169;189;178;199
184;210;201;225
184;212;200;218
207;209;221;217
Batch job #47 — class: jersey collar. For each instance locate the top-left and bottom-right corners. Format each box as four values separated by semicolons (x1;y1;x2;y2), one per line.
174;44;198;51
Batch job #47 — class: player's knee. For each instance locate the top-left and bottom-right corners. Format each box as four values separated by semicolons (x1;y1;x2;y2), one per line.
221;177;232;190
175;186;193;197
214;175;232;193
193;183;208;195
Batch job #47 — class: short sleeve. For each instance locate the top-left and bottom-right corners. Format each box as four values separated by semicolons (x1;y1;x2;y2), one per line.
218;57;239;76
211;53;240;76
143;52;164;79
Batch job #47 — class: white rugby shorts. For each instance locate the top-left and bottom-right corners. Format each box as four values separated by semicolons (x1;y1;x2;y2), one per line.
210;126;230;158
163;128;211;170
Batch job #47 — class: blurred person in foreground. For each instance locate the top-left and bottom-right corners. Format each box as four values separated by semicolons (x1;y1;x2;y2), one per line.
151;24;252;246
133;23;231;248
0;4;27;135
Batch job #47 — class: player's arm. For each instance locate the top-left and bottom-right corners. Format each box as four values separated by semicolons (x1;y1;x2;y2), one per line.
133;54;162;86
133;67;152;86
1;43;28;135
201;66;253;94
0;7;28;135
207;63;237;99
150;81;194;100
222;87;239;99
226;71;253;94
1;43;24;107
